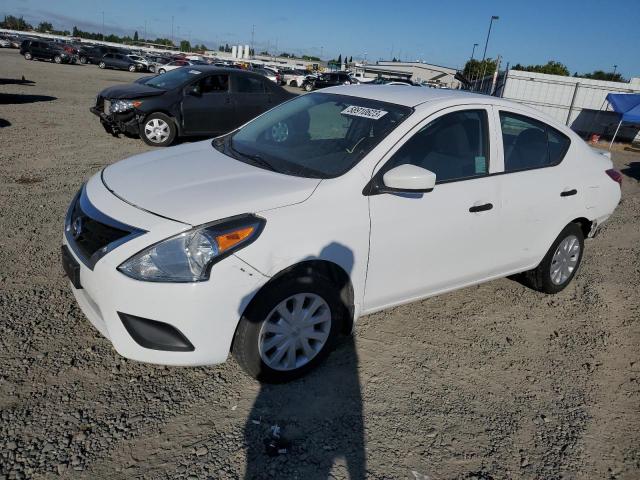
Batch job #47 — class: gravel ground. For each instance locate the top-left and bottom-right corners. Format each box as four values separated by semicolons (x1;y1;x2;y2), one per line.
1;48;639;480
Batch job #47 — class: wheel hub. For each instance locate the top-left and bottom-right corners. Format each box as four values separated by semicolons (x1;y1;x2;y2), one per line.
550;234;580;285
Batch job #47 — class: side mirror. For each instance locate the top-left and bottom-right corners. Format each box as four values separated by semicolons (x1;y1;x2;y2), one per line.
378;164;436;193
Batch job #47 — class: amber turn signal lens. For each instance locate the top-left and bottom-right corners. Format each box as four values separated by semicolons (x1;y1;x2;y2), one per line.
215;226;255;252
132;100;143;108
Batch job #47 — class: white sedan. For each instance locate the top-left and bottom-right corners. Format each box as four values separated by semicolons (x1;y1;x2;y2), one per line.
62;87;621;382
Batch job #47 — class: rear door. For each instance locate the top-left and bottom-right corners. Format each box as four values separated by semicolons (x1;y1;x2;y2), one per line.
181;73;233;135
492;107;576;270
230;74;269;127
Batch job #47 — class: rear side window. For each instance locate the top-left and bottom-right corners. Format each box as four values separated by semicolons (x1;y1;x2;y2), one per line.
235;76;265;93
500;111;570;172
383;109;490;183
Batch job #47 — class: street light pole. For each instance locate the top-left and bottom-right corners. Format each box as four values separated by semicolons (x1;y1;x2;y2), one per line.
479;16;499;92
471;43;478;62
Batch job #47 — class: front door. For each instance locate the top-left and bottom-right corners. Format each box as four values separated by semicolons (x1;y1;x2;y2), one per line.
181;74;233;135
365;106;503;311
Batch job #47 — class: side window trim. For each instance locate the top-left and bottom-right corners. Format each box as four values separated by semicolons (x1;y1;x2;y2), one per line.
497;109;572;174
371;105;495;186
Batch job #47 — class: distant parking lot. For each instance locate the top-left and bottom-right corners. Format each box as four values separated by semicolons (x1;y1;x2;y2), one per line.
1;47;639;479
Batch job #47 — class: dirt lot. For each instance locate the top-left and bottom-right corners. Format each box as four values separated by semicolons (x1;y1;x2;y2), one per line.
1;47;639;480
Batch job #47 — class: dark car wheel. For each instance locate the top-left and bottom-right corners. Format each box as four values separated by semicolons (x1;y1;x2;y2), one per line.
232;272;346;383
128;64;136;72
53;55;62;64
290;80;298;87
304;83;313;92
149;65;155;73
24;52;32;60
140;113;177;147
158;68;166;74
79;56;87;64
523;222;584;294
98;61;106;69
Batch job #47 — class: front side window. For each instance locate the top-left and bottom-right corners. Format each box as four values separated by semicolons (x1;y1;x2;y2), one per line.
500;111;571;172
222;92;412;178
382;110;490;183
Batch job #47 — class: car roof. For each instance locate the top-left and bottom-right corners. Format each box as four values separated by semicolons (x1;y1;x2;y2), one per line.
185;65;269;78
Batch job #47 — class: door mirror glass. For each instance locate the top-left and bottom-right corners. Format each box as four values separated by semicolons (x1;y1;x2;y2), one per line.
381;164;436;192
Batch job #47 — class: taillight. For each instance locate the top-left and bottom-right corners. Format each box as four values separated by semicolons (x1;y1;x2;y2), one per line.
606;169;622;186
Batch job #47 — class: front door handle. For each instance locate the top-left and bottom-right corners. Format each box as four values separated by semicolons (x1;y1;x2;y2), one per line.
560;189;577;197
469;203;493;213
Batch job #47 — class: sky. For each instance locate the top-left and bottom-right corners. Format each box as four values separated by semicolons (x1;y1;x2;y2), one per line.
2;0;639;78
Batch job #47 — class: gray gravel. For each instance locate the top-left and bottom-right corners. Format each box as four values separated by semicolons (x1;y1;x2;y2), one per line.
1;48;639;479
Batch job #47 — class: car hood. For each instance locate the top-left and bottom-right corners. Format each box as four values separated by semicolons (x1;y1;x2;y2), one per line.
102;140;321;225
99;83;166;100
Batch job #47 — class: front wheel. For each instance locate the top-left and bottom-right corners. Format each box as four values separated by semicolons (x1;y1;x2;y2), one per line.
290;80;298;87
140;113;176;147
304;83;313;92
53;55;62;64
158;68;166;74
98;61;106;69
128;64;136;72
232;273;346;382
523;223;584;294
149;65;155;73
79;56;87;64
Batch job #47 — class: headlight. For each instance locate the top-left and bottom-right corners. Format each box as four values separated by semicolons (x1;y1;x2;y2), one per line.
109;99;142;114
118;215;265;282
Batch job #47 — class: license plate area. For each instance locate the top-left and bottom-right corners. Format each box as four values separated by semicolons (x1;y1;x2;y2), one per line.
61;245;82;289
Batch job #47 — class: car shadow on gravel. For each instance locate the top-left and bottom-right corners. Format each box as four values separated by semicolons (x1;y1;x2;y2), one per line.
621;161;640;181
243;242;366;479
0;118;10;128
0;93;57;105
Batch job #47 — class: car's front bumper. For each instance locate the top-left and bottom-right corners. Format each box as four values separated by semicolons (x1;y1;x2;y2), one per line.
62;174;269;366
90;107;141;136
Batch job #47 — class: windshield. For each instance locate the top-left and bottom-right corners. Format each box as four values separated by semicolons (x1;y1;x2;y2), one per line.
144;68;203;89
222;93;412;179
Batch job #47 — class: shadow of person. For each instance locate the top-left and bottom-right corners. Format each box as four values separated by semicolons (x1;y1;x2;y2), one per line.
243;243;365;479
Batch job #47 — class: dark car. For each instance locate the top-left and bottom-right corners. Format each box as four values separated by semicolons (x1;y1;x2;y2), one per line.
78;45;126;65
301;71;354;92
90;66;295;146
20;39;73;64
98;53;146;72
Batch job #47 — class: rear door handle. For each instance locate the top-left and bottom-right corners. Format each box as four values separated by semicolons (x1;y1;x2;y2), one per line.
560;189;577;197
469;203;493;213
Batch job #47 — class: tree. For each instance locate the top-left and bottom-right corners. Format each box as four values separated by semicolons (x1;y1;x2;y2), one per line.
180;40;191;51
37;21;53;33
337;53;342;65
133;30;138;41
0;15;33;31
579;70;625;82
463;58;498;79
349;56;352;63
511;60;569;76
73;25;79;36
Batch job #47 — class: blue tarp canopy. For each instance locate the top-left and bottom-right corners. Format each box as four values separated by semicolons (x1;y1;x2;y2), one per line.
606;93;640;123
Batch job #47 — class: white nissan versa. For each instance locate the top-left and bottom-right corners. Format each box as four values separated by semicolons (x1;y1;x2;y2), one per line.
62;86;621;382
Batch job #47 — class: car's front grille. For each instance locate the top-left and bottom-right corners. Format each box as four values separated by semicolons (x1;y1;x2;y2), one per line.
65;187;145;269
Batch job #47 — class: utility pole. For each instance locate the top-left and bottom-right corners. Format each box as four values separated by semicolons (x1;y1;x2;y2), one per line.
470;42;478;62
144;20;147;41
171;16;174;47
251;24;255;59
101;11;105;39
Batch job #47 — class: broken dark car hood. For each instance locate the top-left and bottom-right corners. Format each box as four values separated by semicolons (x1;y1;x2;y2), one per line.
99;83;166;100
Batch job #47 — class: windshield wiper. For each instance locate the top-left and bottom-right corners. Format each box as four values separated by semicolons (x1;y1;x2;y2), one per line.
228;140;279;173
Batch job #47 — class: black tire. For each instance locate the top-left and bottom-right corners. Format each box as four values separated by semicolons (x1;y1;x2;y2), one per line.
232;272;347;383
140;112;177;147
128;64;136;72
523;223;584;294
304;83;313;92
149;65;155;73
98;61;106;69
290;80;298;87
53;55;62;64
24;52;32;60
158;68;166;74
79;56;87;64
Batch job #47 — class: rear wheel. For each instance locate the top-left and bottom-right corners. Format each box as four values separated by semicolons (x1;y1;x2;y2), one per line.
304;83;313;92
53;55;62;64
128;64;136;72
98;61;106;69
158;68;166;74
290;80;298;87
24;52;32;60
232;273;346;382
79;56;87;64
140;112;176;147
149;65;155;73
523;223;584;294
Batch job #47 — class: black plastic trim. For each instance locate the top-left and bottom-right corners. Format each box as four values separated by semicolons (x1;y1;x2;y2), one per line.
118;312;195;352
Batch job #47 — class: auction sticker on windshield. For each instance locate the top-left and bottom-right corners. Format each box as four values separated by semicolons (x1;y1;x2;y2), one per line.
341;105;388;120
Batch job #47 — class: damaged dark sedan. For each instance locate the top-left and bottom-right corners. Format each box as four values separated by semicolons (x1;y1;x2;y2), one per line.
90;66;294;146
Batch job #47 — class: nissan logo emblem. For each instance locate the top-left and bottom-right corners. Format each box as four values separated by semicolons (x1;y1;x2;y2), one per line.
72;217;83;240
